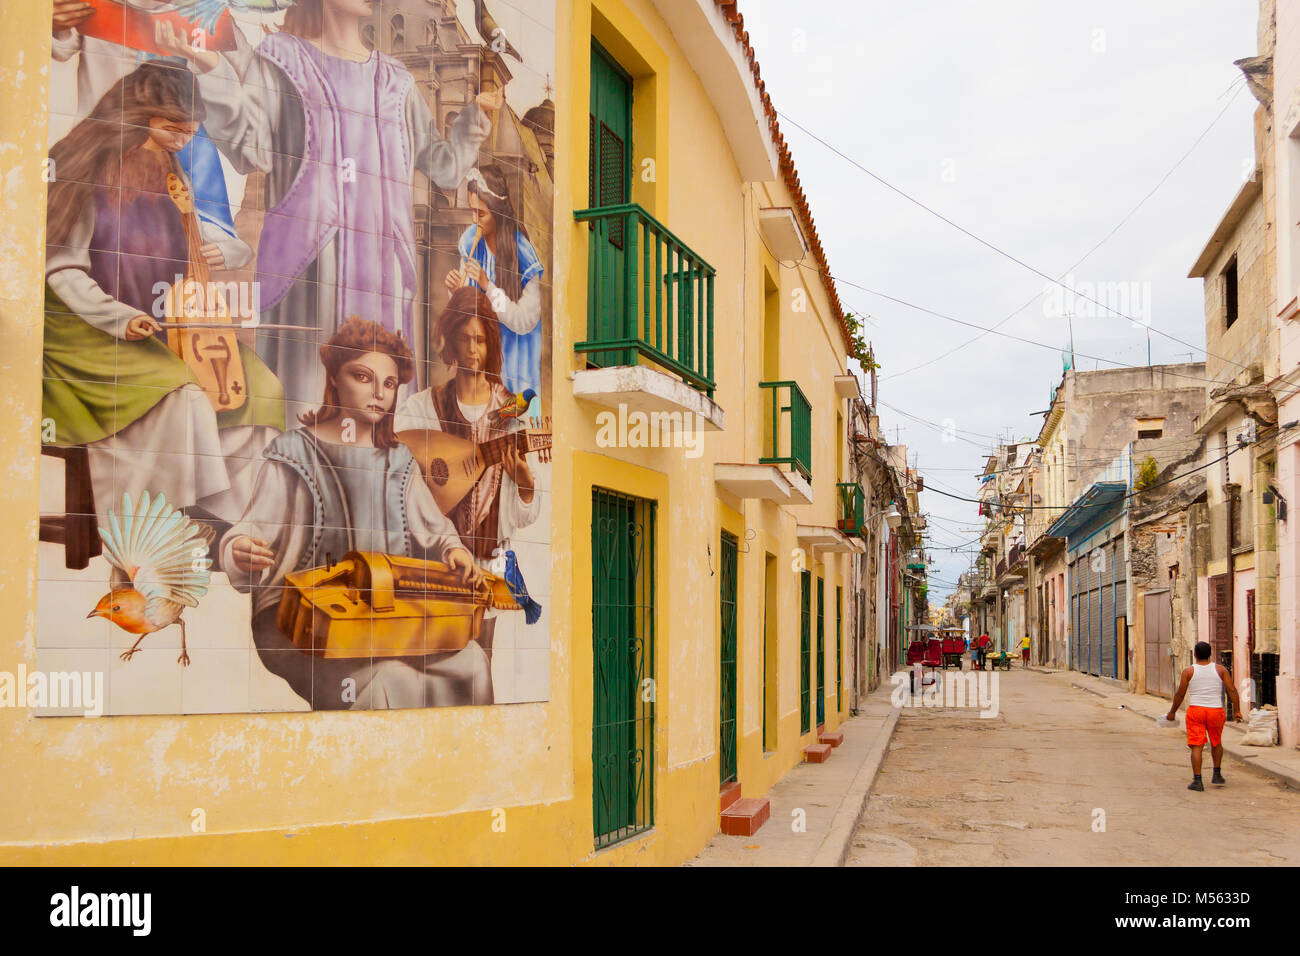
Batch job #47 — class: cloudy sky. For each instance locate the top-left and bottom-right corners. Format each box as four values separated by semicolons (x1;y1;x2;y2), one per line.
741;0;1260;602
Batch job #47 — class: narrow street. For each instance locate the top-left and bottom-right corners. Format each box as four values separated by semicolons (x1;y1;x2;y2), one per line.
846;669;1300;866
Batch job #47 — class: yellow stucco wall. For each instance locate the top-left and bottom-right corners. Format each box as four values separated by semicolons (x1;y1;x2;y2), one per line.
0;0;853;865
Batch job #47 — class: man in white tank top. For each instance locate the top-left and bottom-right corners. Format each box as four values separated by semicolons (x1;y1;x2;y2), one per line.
1165;641;1243;791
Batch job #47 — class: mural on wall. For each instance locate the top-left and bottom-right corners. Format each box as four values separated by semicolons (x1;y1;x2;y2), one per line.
38;0;555;714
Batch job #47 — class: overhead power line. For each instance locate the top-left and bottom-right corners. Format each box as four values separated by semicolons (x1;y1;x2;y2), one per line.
918;425;1278;513
873;81;1248;381
827;270;1238;393
776;101;1253;377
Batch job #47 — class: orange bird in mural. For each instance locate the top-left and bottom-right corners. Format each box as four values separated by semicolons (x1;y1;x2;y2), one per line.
87;491;214;667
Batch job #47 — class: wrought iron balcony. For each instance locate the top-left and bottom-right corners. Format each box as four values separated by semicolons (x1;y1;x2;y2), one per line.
574;203;716;395
759;380;812;482
836;482;865;536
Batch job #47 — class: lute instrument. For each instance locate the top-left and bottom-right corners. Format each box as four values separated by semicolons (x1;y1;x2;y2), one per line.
397;418;552;516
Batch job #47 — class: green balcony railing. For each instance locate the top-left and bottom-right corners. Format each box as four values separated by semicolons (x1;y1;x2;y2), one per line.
574;203;716;395
759;380;812;481
836;482;865;536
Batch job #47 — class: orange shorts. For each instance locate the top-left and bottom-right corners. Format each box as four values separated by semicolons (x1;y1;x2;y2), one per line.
1186;706;1226;747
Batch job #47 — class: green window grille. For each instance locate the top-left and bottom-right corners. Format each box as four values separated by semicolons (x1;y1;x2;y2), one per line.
800;570;811;734
835;585;843;714
574;203;717;395
759;381;812;481
591;488;656;849
816;576;825;727
719;532;738;786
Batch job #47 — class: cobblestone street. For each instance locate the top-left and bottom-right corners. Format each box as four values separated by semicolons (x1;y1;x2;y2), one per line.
846;669;1300;866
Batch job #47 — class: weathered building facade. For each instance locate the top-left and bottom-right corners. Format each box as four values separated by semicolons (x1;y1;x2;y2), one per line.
1188;88;1281;711
1260;0;1300;747
1008;366;1205;683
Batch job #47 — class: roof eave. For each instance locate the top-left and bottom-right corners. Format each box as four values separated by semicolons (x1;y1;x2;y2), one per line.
652;0;779;182
1189;175;1263;278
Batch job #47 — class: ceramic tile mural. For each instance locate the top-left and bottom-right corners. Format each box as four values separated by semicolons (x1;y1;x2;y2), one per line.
38;0;555;714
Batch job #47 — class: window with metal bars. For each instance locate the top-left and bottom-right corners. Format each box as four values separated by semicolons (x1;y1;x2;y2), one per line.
591;488;656;849
719;532;738;785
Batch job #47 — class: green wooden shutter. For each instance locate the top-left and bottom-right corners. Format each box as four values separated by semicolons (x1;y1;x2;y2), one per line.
588;43;633;368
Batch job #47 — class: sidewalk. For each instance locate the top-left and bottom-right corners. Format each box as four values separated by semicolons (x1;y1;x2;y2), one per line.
1063;670;1300;790
685;686;900;867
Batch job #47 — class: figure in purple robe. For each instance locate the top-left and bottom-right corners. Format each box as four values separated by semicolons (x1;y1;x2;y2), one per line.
156;2;502;409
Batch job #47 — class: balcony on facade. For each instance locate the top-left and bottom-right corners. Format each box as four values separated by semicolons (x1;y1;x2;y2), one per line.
572;203;725;430
715;380;814;505
836;482;865;536
1026;505;1066;559
796;523;862;556
996;542;1026;584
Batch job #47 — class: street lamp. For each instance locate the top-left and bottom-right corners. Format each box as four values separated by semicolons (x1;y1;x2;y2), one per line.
870;503;902;530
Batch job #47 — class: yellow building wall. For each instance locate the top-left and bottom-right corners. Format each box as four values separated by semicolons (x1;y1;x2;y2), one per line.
0;0;853;865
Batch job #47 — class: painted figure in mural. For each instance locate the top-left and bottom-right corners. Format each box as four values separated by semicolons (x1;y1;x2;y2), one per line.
221;317;492;709
394;288;542;697
444;164;544;414
50;1;247;259
43;62;284;524
154;0;504;408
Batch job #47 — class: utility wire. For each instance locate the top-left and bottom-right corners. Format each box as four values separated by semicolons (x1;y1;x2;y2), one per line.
874;81;1248;381
920;426;1275;512
847;272;1300;407
874;400;1008;442
824;269;1244;393
776;102;1253;376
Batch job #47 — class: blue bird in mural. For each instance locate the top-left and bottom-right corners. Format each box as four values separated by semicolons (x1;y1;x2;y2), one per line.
492;388;537;422
502;550;542;625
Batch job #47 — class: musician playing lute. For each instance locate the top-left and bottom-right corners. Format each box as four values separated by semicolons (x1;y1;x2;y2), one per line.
394;289;542;699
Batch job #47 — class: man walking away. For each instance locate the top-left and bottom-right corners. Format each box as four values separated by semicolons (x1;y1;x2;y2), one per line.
1166;641;1243;791
1021;633;1031;668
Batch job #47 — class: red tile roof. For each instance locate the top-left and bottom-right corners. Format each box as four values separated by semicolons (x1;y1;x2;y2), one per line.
714;0;854;360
